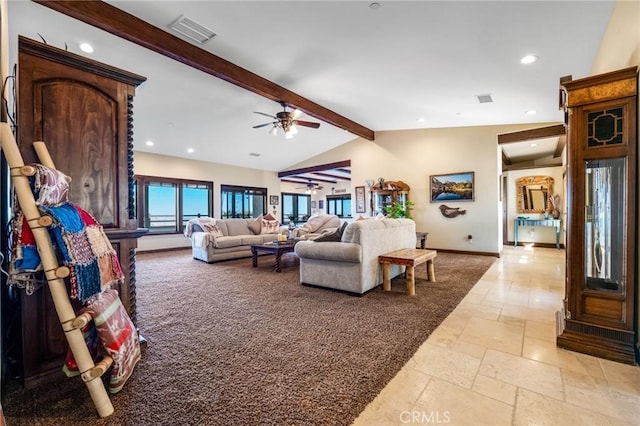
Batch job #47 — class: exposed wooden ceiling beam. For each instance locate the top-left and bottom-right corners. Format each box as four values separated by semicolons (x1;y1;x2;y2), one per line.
312;172;351;181
33;0;375;141
497;124;565;144
281;177;337;185
278;160;351;178
554;134;567;158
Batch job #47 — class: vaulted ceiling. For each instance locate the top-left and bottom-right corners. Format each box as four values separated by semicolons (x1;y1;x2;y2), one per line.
6;1;616;173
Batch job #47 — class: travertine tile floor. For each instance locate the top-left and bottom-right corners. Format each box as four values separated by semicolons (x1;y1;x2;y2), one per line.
353;246;640;426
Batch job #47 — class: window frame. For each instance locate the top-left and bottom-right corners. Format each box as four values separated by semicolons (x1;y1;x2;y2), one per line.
135;175;213;235
220;184;267;219
281;192;311;224
326;194;352;218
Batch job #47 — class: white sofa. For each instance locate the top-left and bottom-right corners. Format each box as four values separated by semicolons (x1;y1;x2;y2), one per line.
186;217;285;263
294;218;416;294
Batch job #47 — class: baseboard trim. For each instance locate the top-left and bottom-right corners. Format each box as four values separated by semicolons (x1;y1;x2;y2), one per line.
137;247;191;254
427;248;500;258
508;241;565;249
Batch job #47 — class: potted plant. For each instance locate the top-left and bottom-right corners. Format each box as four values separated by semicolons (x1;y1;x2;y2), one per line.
384;200;415;219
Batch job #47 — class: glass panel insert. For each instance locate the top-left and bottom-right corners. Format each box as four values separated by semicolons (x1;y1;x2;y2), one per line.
587;107;624;147
584;158;625;293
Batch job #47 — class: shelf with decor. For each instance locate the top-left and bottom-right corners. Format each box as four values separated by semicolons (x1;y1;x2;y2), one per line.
370;179;410;216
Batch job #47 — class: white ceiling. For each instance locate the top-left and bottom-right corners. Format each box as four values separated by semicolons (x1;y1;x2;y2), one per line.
7;1;616;172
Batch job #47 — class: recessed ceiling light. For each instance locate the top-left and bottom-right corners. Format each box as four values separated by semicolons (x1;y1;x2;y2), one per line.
79;42;94;53
249;152;261;157
145;140;154;147
526;109;537;115
521;54;538;64
416;117;425;123
530;143;538;147
369;2;381;10
187;148;194;153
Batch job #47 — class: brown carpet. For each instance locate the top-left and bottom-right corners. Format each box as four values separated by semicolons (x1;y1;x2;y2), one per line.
3;249;495;426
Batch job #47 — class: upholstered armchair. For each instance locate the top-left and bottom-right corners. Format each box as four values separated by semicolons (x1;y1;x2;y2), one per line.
293;214;341;240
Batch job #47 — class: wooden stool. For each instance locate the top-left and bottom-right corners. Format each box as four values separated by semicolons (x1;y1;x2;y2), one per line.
379;249;437;296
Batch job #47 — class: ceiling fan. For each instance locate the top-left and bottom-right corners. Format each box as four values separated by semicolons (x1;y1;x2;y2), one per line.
296;180;323;193
253;102;321;138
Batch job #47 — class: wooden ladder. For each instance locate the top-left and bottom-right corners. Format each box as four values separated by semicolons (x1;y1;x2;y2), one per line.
0;123;114;418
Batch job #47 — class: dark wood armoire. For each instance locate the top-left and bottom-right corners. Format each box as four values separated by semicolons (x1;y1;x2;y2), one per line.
14;36;147;386
557;66;638;364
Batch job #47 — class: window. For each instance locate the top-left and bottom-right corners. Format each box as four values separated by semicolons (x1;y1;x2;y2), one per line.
327;195;352;218
282;192;311;224
221;185;267;219
136;175;212;234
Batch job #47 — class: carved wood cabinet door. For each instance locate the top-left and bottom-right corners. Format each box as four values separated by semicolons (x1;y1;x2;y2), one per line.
14;36;146;386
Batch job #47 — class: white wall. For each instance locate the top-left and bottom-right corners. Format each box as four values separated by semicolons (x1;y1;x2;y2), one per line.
504;166;564;245
286;123;555;255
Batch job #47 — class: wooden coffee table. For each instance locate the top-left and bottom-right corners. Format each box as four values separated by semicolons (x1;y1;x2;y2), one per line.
251;241;298;272
378;248;437;296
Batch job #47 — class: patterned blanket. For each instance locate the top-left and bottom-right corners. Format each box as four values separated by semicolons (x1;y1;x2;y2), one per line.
8;162;122;300
10;202;123;301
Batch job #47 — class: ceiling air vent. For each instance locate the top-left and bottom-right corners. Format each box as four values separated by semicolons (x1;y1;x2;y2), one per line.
168;15;216;44
476;94;493;104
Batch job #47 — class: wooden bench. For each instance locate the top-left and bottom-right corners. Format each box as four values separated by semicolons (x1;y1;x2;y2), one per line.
378;248;437;296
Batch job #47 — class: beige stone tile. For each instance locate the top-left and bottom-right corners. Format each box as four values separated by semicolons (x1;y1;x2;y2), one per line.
451;339;487;359
482;287;530;307
459;317;524;356
438;312;471;332
600;358;640;395
527;288;562;310
524;320;556;342
413;379;513;426
479;349;564;400
514;388;632;426
460;291;486;304
353;368;431;426
563;367;640;424
472;374;517;405
499;303;556;324
451;302;502;322
522;336;606;377
377;366;431;407
407;342;481;389
426;324;461;349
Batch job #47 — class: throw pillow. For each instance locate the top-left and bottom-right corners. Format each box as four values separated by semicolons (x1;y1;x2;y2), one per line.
261;219;280;234
202;221;223;237
375;212;385;220
248;215;262;234
263;213;277;221
314;221;348;242
31;164;70;206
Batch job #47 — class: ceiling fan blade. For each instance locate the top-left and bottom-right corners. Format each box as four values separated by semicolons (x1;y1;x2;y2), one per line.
254;111;277;119
253;122;274;129
294;120;321;129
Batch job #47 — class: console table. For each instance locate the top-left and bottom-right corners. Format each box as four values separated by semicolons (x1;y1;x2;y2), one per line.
514;218;561;249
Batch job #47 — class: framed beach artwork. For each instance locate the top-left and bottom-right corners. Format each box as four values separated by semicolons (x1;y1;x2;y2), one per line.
269;195;279;205
355;186;366;213
430;171;475;202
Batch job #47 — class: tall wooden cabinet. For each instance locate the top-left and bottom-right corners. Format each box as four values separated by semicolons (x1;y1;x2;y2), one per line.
14;36;147;385
557;67;638;364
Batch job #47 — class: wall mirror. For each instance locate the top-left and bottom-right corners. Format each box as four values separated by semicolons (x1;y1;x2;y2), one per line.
516;176;554;213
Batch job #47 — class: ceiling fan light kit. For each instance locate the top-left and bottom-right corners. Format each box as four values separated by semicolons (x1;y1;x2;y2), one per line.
254;102;320;138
